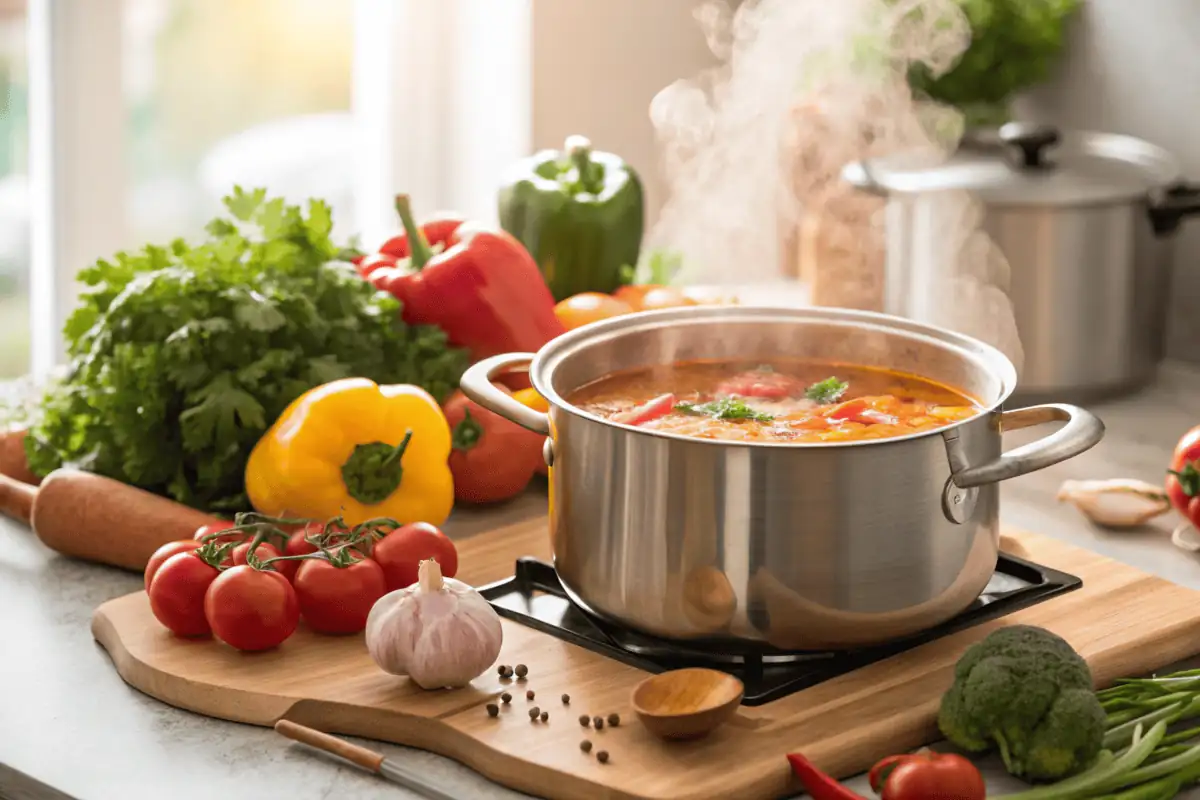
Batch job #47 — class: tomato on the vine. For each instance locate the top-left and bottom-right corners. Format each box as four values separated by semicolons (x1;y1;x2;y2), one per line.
144;540;202;592
1167;425;1200;529
193;521;244;547
148;552;220;637
373;522;459;591
204;566;300;651
293;553;387;635
229;540;295;581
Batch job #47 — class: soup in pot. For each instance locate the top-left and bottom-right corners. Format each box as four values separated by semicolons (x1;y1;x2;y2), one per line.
566;360;981;443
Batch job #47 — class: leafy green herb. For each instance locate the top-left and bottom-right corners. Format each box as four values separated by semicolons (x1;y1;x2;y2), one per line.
907;0;1082;127
24;186;469;511
675;398;774;422
804;377;849;405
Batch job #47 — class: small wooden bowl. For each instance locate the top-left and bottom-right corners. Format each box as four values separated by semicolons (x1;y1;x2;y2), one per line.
631;668;744;741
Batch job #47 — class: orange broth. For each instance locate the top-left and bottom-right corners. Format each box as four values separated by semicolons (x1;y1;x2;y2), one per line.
566;359;981;443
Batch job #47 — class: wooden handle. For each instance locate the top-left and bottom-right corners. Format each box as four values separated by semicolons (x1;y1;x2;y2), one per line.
29;469;221;572
0;473;36;524
274;720;384;773
0;428;41;485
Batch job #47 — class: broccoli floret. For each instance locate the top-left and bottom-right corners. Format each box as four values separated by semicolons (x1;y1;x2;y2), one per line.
937;625;1105;781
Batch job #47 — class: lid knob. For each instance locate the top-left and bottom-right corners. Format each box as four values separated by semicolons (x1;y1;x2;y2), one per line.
998;122;1061;169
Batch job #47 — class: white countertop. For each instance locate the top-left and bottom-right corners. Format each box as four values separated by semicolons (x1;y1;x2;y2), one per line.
3;363;1200;800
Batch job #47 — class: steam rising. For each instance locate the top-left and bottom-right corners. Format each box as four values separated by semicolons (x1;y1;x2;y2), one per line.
648;0;1024;373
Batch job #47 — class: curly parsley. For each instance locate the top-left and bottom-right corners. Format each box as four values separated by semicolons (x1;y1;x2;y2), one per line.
675;397;774;422
24;187;468;511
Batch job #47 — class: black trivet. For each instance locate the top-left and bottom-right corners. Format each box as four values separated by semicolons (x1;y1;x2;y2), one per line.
478;554;1082;706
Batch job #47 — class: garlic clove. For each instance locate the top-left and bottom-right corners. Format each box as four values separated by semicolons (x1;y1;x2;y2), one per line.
1056;478;1171;529
1172;522;1200;553
365;558;503;691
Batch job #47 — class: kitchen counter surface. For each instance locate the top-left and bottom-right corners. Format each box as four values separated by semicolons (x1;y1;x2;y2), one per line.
3;363;1200;800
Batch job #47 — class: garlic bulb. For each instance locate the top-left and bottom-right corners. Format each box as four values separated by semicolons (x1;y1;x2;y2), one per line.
365;558;503;690
1056;478;1171;529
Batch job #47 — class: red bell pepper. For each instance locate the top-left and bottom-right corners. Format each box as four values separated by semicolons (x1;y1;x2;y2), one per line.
367;196;566;362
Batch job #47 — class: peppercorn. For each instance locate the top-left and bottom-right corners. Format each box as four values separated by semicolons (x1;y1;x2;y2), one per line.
561;693;570;705
607;713;620;727
596;750;610;764
496;665;507;676
578;714;590;727
486;703;499;717
498;665;513;678
540;711;549;722
593;716;604;730
526;690;535;701
529;706;541;720
515;664;529;678
580;740;593;753
500;692;512;704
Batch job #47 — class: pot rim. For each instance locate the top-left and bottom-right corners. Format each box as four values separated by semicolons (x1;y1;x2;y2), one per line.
530;305;1018;450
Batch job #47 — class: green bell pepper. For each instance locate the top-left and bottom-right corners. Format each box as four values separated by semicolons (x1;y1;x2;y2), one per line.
498;135;644;302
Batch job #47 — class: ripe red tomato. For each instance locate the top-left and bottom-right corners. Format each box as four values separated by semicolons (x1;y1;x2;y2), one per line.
229;540;294;581
1167;425;1200;528
442;390;544;504
148;552;220;637
193;521;245;547
871;752;985;800
293;554;387;635
204;566;300;651
144;540;202;592
284;520;351;559
372;522;459;591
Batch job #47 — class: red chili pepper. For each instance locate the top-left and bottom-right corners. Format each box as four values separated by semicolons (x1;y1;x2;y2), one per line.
368;196;566;362
787;753;866;800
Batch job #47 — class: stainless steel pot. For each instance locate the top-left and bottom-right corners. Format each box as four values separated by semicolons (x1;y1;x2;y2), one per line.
461;305;1104;650
842;123;1200;404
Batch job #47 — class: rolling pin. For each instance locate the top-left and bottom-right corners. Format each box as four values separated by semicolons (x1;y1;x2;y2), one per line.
0;468;222;572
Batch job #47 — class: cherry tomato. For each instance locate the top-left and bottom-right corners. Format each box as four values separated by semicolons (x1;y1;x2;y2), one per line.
293;554;387;635
229;540;295;581
443;390;544;504
144;540;202;592
612;393;677;427
193;521;244;547
553;292;633;330
873;751;985;800
204;566;300;651
148;552;220;637
372;522;459;591
1167;425;1200;528
355;252;398;279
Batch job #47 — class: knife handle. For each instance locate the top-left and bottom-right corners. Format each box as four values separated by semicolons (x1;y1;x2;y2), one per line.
274;719;384;773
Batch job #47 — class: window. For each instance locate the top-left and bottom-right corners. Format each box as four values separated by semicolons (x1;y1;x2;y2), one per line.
18;0;531;376
0;0;28;379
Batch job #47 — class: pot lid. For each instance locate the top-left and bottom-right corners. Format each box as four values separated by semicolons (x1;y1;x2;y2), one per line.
841;123;1181;206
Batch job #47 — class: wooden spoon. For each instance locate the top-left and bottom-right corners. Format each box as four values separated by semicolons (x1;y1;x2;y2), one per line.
630;668;744;741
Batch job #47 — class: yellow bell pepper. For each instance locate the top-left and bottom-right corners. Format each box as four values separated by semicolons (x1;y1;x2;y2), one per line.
512;387;549;413
245;378;454;527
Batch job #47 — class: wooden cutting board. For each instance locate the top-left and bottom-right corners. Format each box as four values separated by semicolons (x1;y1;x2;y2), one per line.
92;520;1200;800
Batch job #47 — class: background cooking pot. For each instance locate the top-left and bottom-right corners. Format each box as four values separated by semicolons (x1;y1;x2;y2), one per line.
461;306;1104;651
842;122;1200;404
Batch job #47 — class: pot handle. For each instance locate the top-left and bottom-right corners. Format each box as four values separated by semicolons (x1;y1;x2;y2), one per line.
459;353;551;436
1149;182;1200;236
950;404;1105;489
